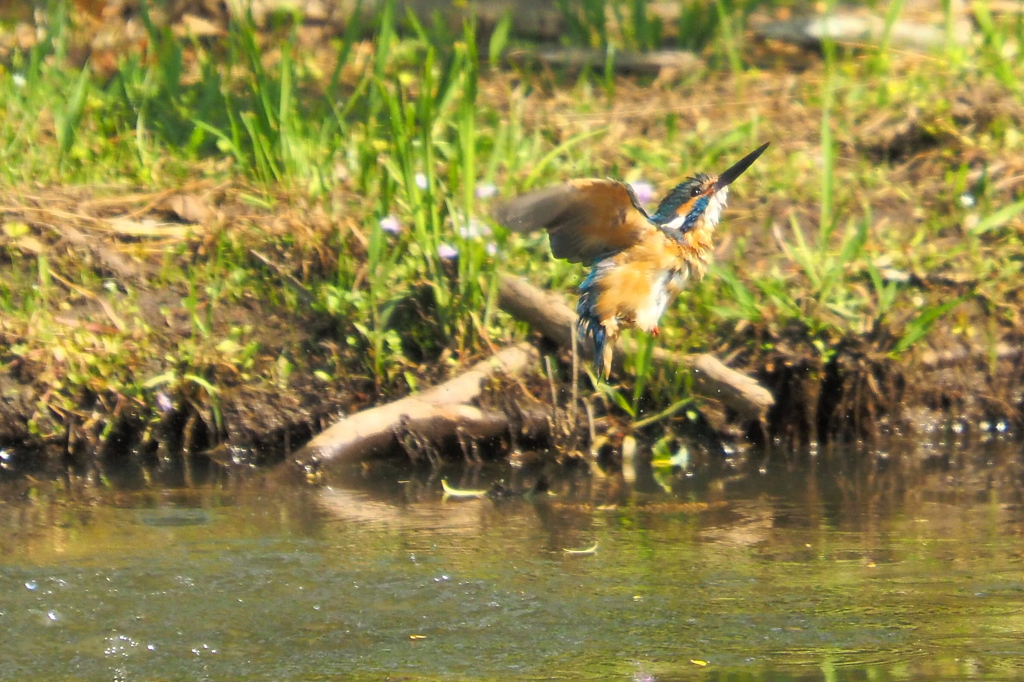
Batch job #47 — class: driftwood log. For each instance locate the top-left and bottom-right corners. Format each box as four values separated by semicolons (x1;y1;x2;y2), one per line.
289;343;538;469
498;275;774;421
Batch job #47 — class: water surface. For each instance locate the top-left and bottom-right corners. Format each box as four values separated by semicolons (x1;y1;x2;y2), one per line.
2;441;1023;680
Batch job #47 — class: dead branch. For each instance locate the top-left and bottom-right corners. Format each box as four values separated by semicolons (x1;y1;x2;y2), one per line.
497;275;774;420
288;343;539;469
918;342;1023;371
505;48;702;76
750;13;970;52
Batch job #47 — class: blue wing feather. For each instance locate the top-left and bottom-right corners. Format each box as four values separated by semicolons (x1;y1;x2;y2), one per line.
576;264;608;368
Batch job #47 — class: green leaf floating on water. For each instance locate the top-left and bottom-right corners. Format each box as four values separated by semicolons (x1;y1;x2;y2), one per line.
562;542;599;556
441;479;488;499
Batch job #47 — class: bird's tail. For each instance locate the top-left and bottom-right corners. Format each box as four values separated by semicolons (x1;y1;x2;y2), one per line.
576;272;612;377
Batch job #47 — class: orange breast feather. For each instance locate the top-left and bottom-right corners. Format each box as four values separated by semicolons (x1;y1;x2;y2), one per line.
593;260;656;325
592;231;706;332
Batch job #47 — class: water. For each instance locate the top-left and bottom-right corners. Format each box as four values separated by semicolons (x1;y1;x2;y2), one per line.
2;441;1023;681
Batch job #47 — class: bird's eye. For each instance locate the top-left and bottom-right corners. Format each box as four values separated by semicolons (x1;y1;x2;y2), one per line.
690;186;701;198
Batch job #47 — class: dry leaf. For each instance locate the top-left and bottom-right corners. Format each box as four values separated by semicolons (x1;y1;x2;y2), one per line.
173;14;225;39
16;236;45;254
165;193;212;224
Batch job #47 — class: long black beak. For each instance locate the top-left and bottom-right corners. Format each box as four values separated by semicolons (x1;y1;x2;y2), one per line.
714;142;770;191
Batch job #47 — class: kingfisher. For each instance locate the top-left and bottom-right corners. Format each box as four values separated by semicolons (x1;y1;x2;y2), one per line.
495;142;768;378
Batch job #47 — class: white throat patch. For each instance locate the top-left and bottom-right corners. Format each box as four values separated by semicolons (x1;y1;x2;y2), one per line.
703;186;729;229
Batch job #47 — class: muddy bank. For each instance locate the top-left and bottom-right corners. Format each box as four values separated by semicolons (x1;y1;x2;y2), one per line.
3;2;1024;476
1;181;1021;478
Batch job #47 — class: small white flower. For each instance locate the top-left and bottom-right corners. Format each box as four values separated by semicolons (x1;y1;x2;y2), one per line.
12;73;26;88
438;243;458;260
379;215;402;234
155;392;174;413
415;173;428;190
959;193;976;208
459;218;492;239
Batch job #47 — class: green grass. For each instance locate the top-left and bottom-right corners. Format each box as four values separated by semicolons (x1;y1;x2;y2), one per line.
1;0;1023;459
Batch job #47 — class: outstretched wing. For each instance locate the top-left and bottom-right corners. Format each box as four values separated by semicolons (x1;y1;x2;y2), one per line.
494;179;654;265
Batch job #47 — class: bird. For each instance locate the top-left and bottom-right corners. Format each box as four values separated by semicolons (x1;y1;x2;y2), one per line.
494;142;768;378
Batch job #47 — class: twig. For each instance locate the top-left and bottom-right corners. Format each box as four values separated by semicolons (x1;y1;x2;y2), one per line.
249;249;314;304
570;323;579;435
544;355;558;427
47;270;126;332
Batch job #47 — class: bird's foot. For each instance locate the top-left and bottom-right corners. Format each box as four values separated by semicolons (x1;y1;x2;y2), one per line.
651;326;660;338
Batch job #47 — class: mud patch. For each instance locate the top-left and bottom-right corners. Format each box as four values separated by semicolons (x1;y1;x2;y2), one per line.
0;185;368;473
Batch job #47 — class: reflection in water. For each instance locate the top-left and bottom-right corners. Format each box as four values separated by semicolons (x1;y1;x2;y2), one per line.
0;439;1023;680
